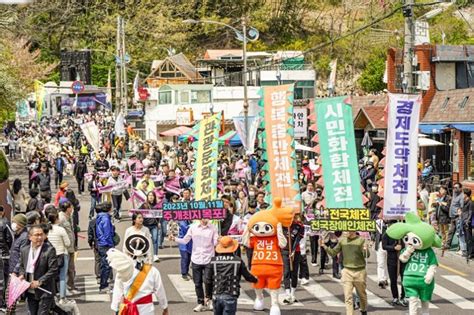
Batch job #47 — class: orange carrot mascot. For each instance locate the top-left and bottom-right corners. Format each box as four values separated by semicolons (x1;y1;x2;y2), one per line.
242;198;293;315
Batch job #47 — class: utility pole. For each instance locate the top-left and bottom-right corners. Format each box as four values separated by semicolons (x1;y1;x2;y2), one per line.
242;15;249;150
403;0;415;94
115;16;122;114
121;17;128;113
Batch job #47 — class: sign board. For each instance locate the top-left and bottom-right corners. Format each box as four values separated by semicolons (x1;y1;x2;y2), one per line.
414;20;430;45
161;200;226;221
129;209;163;218
309;208;375;232
71;81;85;94
176;108;194;126
138;87;150;101
294;107;308;138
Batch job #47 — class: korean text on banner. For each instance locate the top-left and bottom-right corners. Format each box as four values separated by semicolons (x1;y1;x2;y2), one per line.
34;80;45;121
193;112;222;200
383;93;421;218
261;84;301;211
316;96;363;209
80;121;101;153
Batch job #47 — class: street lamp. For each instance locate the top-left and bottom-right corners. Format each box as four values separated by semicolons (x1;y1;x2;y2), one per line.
183;18;259;151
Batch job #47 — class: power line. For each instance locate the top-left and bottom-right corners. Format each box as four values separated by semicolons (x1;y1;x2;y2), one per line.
197;4;403;82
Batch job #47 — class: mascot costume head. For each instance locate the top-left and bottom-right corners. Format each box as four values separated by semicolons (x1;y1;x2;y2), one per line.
242;198;293;315
387;212;442;315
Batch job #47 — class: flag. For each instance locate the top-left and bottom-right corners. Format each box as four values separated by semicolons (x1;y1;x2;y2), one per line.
259;84;301;211
193;113;221;201
106;68;113;109
80;121;101;153
383;93;421;219
133;72;139;105
316;96;363;209
233;116;261;154
115;112;126;137
327;59;337;96
34;80;45;121
7;274;31;308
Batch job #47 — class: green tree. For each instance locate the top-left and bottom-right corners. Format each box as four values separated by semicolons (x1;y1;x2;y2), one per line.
358;53;387;93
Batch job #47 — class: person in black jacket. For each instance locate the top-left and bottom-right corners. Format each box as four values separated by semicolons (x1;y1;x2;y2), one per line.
74;157;88;195
282;213;305;305
0;206;13;310
17;225;58;315
209;236;257;315
461;188;473;259
94;152;109;173
382;221;407;307
36;164;52;203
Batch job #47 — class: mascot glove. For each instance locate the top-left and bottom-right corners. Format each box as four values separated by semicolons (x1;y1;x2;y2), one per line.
424;265;436;284
277;223;287;248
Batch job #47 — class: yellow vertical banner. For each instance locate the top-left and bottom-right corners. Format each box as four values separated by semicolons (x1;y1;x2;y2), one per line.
193;112;222;201
34;80;45;120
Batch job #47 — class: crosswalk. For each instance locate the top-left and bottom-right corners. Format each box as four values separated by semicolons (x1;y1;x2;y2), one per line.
74;270;474;312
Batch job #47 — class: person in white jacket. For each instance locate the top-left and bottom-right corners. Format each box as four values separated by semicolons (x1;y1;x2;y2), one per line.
48;211;71;303
108;235;168;315
123;213;153;264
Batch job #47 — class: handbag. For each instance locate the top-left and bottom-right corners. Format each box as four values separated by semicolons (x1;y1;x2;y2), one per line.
57;254;65;269
113;232;121;246
123;189;131;200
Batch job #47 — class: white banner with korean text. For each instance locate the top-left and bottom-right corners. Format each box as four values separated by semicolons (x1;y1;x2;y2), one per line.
383;93;421;219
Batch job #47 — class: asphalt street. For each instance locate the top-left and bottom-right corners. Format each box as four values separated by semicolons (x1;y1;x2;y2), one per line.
9;159;474;315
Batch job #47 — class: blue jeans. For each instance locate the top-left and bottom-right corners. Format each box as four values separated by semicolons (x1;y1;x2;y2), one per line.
59;254;69;298
98;246;112;289
89;196;100;218
147;225;159;256
180;250;191;276
213;294;237;315
159;220;167;246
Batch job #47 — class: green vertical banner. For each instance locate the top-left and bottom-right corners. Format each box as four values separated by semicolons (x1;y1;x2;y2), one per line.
192;112;222;200
316;96;363;209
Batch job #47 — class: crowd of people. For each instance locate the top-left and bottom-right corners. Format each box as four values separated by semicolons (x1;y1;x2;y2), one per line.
0;111;471;315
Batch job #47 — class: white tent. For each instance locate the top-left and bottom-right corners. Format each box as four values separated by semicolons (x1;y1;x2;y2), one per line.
295;142;315;152
418;137;445;147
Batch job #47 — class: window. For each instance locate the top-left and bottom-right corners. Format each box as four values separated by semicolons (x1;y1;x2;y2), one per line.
158;91;172;105
191;90;211;104
180;91;190;104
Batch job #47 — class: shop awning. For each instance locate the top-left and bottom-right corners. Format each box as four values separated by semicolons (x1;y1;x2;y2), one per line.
159;126;192;137
178;129;198;142
419;124;447;134
450;124;474;132
219;131;238;145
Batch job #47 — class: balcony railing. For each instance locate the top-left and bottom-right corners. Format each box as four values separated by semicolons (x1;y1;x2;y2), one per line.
260;64;314;71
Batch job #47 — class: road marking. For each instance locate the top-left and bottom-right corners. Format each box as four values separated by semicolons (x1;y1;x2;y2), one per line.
264;289;304;307
434;284;474;309
77;254;181;261
300;278;345;307
76;275;111;302
367;275;438;309
439;264;467;277
168;274;254;305
442;275;474;293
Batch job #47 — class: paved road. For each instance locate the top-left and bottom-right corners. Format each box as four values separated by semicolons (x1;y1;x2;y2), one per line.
9;159;474;315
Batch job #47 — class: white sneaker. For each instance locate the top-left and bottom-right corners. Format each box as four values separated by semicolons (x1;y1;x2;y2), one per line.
193;304;207;312
311;262;318;267
69;289;80;295
153;255;160;262
301;278;310;285
206;300;213;311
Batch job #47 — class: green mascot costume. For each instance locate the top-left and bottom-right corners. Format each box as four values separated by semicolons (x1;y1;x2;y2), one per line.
387;212;442;315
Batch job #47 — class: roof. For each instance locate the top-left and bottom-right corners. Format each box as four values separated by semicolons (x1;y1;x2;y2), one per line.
203;49;272;60
149;53;202;81
433;45;474;62
354;106;387;129
158;84;213;92
422;88;474;123
350;94;388;118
